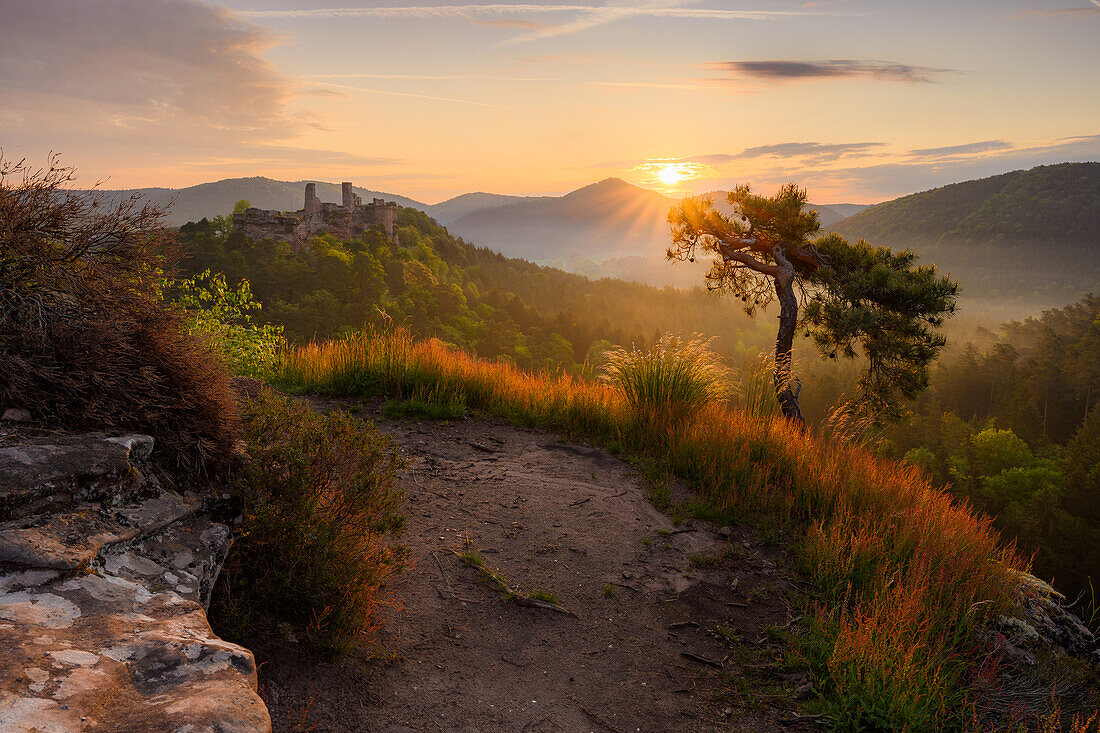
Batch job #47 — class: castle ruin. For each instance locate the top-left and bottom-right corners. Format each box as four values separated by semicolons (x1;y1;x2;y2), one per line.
233;182;399;245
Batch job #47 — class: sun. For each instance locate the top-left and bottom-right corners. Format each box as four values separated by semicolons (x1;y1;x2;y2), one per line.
656;164;686;186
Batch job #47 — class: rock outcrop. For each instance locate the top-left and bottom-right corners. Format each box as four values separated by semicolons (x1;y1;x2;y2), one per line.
0;432;271;732
994;568;1100;666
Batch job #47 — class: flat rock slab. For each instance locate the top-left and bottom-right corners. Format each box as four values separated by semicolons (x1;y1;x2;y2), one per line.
0;514;269;732
0;434;154;517
0;492;202;570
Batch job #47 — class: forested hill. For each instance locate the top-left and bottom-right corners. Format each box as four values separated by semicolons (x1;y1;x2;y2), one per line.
830;163;1100;311
176;207;775;374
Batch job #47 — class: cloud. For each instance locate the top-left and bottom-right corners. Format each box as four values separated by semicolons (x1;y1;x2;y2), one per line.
703;60;954;84
731;142;886;161
1016;5;1100;17
308;81;509;109
744;135;1100;203
0;0;298;136
304;72;554;82
473;19;552;30
0;0;406;183
240;3;848;44
907;140;1013;158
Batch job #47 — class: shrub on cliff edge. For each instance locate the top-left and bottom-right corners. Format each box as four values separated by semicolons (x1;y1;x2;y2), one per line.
0;153;238;471
212;387;407;657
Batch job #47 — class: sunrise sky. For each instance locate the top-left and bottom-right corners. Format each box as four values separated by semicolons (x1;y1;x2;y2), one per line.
2;0;1098;203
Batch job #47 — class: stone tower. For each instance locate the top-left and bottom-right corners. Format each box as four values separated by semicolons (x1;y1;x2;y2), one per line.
304;183;317;213
341;182;354;209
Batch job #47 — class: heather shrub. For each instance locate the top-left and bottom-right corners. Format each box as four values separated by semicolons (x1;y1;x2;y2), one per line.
212;387;407;657
0;154;237;471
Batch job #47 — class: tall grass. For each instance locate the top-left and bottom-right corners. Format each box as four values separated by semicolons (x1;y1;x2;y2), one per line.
731;351;782;420
271;328;1031;729
601;333;728;421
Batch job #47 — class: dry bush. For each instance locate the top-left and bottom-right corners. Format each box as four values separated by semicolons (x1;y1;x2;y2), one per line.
212;387;406;657
0;153;237;471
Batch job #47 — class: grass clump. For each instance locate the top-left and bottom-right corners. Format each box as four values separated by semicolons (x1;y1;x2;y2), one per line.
529;589;560;604
211;387;406;657
601;333;728;422
383;388;467;420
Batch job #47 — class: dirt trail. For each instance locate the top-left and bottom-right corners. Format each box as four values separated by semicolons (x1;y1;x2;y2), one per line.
259;404;806;732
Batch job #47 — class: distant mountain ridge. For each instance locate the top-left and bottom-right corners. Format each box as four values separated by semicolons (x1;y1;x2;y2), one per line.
831;162;1100;312
85;176;863;288
84;178;429;227
832;162;1100;245
88;166;1100;312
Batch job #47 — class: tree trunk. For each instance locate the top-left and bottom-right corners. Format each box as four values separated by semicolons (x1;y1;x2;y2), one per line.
773;273;804;428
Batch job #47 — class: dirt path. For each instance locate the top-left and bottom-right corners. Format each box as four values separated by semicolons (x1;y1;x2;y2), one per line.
259;404;807;732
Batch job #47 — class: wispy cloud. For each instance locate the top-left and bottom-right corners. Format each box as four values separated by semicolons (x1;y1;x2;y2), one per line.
473;19;551;30
703;60;954;84
309;81;509;108
592;142;886;175
304;72;554;82
680;142;886;165
239;3;850;44
907;140;1012;158
588;80;721;91
1016;3;1100;17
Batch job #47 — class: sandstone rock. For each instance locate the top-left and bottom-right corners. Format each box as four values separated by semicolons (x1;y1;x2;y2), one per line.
1;409;31;423
995;568;1100;665
0;433;155;519
0;492;201;570
0;432;270;732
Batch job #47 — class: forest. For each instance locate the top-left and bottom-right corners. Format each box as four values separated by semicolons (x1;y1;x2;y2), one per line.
882;296;1100;608
178;208;776;373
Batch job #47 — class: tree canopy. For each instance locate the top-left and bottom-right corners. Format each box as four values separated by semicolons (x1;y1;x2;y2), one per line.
668;183;958;423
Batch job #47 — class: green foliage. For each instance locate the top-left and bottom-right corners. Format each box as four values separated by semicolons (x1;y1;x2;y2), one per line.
211;389;406;657
174;269;285;377
971;428;1034;476
600;333;728;421
175;208;777;374
804;235;958;414
880;295;1100;608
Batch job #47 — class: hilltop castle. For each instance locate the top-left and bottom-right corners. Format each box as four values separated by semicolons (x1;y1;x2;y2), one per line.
233;182;399;244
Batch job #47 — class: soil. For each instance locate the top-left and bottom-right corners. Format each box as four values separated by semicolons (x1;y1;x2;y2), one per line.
257;401;809;732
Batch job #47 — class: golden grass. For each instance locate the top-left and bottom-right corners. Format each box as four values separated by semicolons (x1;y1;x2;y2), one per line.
272;328;1037;729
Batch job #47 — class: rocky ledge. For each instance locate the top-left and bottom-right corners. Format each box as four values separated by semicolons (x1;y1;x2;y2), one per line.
0;432;270;732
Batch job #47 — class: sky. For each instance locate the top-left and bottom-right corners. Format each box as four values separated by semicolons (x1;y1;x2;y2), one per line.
1;0;1098;203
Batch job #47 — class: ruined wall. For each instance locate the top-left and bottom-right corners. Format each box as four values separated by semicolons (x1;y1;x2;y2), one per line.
234;184;399;245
